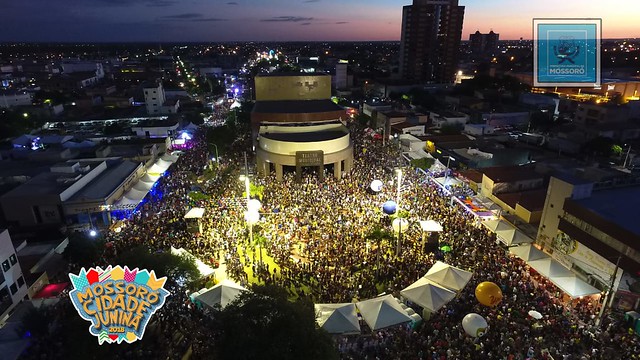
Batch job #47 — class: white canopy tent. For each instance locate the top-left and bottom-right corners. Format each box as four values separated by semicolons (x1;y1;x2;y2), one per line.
356;295;413;330
509;244;548;262
495;228;534;246
314;303;361;335
419;220;444;232
510;245;600;298
193;280;248;309
482;219;515;233
527;258;573;278
423;261;473;292
184;207;205;219
400;277;456;312
171;246;216;278
551;275;600;298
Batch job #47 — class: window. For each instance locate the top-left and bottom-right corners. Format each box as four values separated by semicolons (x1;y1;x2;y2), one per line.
17;276;24;288
9;283;17;295
9;255;16;266
1;260;9;272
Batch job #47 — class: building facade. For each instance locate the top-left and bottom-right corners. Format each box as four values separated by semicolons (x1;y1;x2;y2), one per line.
0;229;28;322
537;175;640;311
399;0;465;84
469;30;499;55
252;73;353;181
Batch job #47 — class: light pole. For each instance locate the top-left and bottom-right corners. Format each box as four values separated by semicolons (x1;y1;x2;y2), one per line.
444;156;455;185
595;255;622;327
395;169;402;255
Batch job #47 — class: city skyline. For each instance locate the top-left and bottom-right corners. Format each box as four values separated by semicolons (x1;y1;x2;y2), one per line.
1;0;640;42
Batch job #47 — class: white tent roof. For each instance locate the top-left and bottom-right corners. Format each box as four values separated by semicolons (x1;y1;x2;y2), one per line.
423;261;473;292
495;228;534;246
148;163;167;175
356;295;412;330
401;277;456;312
184;207;205;219
419;220;444;232
482;219;515;233
509;244;548;262
194;280;247;309
527;258;573;278
551;275;600;298
171;246;216;278
314;303;361;334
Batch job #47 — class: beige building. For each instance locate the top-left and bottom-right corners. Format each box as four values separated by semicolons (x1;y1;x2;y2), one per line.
252;73;353;181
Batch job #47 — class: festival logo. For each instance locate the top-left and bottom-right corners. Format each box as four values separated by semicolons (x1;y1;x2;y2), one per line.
68;266;170;344
533;18;601;87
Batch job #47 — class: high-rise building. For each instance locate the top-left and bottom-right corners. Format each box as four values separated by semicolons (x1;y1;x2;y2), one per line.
399;0;465;84
469;30;499;55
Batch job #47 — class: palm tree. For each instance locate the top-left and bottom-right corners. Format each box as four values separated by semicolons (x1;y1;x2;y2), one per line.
365;226;391;279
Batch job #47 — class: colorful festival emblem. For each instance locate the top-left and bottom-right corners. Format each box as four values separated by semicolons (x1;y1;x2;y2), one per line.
68;266;170;344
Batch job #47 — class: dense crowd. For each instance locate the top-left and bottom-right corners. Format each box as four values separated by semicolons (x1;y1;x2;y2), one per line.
18;117;640;359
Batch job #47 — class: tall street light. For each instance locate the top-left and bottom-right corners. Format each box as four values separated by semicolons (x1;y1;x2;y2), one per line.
395;169;403;255
443;156;455;186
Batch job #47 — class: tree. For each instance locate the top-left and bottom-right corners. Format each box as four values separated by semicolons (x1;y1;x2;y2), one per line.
64;233;105;267
213;285;338;360
115;246;199;282
355;113;372;127
529;110;553;131
581;136;616;158
410;157;435;171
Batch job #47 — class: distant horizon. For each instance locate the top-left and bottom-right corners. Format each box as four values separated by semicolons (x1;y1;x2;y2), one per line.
1;0;639;42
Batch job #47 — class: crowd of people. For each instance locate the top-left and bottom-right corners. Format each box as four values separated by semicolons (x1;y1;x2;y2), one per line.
17;116;640;359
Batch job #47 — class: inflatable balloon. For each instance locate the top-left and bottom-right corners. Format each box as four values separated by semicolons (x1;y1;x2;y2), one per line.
247;199;262;212
462;313;488;338
475;281;503;307
370;179;383;192
244;210;260;225
392;218;409;233
382;200;397;215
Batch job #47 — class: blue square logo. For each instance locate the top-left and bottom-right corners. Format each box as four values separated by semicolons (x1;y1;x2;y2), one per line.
534;19;601;87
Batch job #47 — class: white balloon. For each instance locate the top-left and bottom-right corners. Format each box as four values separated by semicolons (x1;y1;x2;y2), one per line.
244;210;260;225
370;179;383;192
247;199;262;212
392;218;409;233
462;313;488;338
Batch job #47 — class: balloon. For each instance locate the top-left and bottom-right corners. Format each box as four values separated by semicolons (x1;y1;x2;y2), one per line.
244;210;260;225
247;199;262;212
370;180;383;192
382;200;397;215
475;281;503;307
462;313;488;338
392;218;409;233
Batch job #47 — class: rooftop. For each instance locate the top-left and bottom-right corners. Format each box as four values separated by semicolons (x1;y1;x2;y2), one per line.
66;160;139;202
256;72;330;77
253;100;344;114
494;189;547;211
481;166;542;183
575;186;640;235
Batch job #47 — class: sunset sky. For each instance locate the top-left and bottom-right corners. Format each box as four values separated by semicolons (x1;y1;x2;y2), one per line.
1;0;638;42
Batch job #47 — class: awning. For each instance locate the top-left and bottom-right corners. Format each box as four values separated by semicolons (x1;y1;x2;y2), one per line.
419;220;443;232
184;208;205;219
510;245;600;298
551;275;600;298
171;246;215;278
482;219;515;233
495;228;534;246
509;244;547;262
